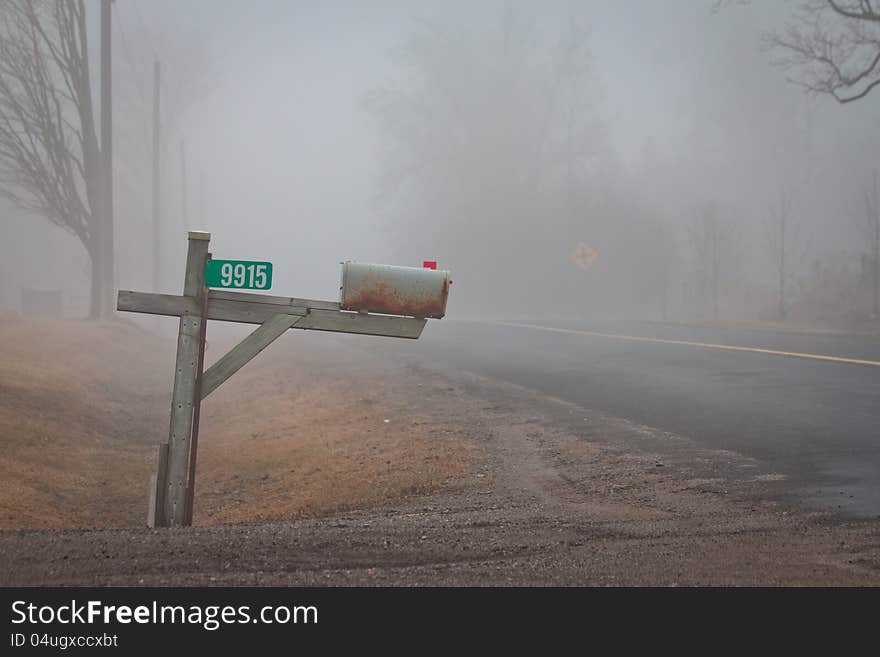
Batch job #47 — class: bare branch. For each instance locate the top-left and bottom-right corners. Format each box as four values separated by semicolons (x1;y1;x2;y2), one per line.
828;1;880;22
0;0;98;248
767;0;880;103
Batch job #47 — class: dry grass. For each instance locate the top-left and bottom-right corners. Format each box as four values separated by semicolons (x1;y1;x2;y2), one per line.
195;337;475;525
0;317;475;529
0;317;171;528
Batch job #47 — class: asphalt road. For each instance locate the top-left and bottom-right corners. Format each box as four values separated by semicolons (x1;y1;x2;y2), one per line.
370;318;880;517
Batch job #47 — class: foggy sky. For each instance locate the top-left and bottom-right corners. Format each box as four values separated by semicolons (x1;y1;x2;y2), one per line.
3;0;879;320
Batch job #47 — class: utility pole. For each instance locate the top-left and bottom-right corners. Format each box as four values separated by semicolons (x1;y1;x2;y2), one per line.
100;0;114;317
711;218;719;322
152;60;161;293
779;193;787;321
180;140;187;227
198;170;205;225
873;171;879;319
660;257;668;322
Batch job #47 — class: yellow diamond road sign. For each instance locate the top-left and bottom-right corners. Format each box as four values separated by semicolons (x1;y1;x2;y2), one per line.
571;242;599;271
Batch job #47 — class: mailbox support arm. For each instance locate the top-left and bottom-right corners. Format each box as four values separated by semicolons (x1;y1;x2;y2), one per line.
201;313;304;400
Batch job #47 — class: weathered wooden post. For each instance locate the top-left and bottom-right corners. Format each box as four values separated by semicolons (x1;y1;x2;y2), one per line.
152;230;210;527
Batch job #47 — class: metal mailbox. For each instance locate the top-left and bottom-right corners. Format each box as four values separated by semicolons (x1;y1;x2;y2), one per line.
340;261;450;319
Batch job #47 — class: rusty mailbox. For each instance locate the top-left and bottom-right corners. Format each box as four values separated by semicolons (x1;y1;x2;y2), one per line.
340;262;450;319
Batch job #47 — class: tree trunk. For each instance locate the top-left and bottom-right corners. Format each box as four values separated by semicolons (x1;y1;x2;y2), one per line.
100;0;114;320
779;220;786;321
712;225;719;322
88;239;103;320
874;228;879;318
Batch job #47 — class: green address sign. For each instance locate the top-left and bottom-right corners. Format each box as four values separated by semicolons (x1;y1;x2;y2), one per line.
205;259;273;290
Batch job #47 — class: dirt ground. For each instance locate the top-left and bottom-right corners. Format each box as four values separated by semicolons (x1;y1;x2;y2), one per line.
1;317;879;585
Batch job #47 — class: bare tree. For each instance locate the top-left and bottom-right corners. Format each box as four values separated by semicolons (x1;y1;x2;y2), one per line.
365;8;605;313
766;192;790;320
0;0;106;317
765;190;813;321
653;223;676;322
687;203;739;321
768;1;880;104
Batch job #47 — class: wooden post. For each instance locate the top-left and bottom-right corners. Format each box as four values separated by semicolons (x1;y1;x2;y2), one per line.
161;230;210;527
184;271;211;526
148;442;169;527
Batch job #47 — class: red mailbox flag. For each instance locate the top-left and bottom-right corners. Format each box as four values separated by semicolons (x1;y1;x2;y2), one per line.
423;260;437;270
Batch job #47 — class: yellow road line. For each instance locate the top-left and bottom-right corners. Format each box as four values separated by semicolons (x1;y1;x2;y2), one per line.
498;322;880;368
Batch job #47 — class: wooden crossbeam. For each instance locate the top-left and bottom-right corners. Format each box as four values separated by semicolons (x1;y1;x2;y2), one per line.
117;290;426;339
209;289;341;311
296;307;425;338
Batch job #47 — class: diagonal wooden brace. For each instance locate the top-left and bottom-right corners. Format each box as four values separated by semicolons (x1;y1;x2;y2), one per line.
201;313;303;399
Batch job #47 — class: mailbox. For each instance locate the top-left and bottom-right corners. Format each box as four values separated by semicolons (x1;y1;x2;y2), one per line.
340;262;450;319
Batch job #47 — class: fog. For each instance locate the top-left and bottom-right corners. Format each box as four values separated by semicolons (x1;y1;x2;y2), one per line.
3;0;879;326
